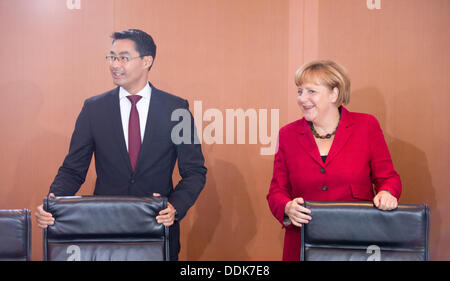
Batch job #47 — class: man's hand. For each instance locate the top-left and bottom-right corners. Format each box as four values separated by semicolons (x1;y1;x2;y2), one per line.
373;190;398;211
153;193;176;226
35;193;55;229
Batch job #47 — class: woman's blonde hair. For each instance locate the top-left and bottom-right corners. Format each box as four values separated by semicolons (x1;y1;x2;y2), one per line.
295;60;351;106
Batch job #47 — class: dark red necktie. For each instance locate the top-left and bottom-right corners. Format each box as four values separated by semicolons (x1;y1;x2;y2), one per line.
127;95;142;172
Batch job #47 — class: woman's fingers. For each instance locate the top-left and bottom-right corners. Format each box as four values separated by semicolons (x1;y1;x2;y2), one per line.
285;198;312;227
374;191;398;211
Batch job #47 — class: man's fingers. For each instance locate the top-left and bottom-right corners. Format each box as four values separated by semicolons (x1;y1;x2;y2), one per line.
36;216;55;229
156;203;176;227
37;209;51;218
156;214;174;226
37;223;49;229
153;198;175;226
158;206;173;215
36;212;55;224
35;203;55;229
37;218;54;226
36;205;53;218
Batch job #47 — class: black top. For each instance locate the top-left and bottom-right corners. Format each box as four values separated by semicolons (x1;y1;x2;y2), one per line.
321;155;327;163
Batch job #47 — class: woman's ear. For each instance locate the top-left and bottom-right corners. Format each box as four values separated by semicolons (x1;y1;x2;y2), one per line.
330;87;339;103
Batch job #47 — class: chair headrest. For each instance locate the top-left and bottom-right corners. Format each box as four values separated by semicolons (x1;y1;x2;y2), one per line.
303;201;429;248
44;196;167;239
0;209;31;261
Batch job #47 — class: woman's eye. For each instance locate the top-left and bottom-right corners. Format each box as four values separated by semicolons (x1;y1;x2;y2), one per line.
298;90;303;95
309;90;316;94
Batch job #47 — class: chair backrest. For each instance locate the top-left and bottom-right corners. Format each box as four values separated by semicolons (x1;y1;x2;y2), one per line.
300;201;430;261
43;196;169;261
0;209;31;261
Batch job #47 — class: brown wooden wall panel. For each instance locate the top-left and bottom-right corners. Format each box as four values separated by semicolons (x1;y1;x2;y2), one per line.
316;0;450;260
0;0;114;261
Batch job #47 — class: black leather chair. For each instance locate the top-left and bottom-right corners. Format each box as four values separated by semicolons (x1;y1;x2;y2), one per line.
300;201;430;261
0;209;32;261
43;196;170;261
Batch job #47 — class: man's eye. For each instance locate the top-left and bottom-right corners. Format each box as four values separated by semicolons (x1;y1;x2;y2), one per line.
309;90;316;94
120;56;130;62
298;90;303;95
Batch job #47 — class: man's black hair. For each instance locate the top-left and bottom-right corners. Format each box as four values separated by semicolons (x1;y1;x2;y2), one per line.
111;29;156;71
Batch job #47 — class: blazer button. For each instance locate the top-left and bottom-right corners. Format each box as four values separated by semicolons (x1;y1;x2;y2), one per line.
322;185;328;191
130;178;136;184
320;168;326;173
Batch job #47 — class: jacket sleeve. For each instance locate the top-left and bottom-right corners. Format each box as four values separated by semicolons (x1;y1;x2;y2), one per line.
168;100;207;221
368;115;402;199
49;100;94;196
267;129;293;228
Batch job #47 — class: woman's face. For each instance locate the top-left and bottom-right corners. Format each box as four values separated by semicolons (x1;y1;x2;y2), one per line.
297;82;338;122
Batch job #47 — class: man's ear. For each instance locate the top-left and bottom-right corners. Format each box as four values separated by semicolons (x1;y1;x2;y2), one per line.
143;55;154;70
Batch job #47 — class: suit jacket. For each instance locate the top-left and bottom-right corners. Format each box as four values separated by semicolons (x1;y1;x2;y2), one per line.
49;82;207;260
267;106;402;261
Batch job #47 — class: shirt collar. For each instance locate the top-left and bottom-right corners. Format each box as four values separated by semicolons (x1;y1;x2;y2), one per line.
119;82;151;100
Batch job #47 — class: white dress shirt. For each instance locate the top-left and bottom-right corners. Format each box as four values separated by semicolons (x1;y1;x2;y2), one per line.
119;83;151;151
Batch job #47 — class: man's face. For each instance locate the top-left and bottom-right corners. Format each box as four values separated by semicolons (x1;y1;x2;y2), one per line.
108;39;153;93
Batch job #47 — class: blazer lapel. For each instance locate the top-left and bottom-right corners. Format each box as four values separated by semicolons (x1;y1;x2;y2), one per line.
109;87;133;173
295;119;324;167
325;106;355;166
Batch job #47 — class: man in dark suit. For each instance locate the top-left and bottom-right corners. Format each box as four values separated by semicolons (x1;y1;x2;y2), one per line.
35;29;207;260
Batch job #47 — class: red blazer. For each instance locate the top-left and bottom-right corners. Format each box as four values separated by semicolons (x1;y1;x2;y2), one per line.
267;106;402;261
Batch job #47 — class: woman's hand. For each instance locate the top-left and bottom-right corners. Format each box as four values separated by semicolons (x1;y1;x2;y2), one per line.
284;197;312;227
373;190;398;210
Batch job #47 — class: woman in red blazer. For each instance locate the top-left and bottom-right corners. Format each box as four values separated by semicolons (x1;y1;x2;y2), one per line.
267;60;402;261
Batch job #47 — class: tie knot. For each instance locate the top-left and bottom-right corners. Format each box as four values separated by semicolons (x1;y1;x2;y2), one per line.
127;95;142;105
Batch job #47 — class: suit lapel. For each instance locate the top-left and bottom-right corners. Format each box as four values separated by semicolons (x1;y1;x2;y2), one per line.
325;106;354;166
295;119;324;167
109;87;133;173
294;107;355;167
